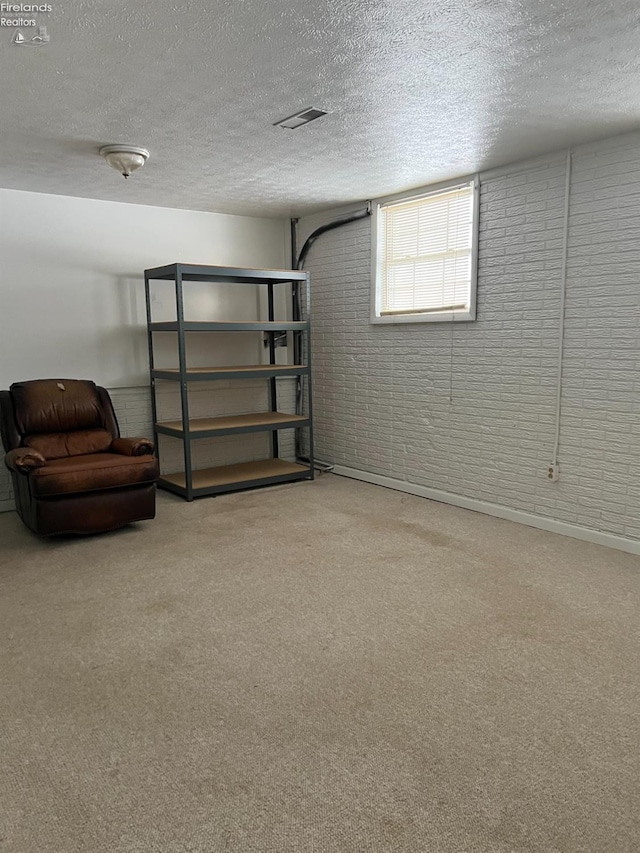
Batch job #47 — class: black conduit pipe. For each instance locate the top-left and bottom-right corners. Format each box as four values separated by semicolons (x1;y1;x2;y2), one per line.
291;204;372;466
295;204;372;270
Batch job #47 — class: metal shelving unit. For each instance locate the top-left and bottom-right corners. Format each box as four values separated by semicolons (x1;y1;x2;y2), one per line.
144;263;314;500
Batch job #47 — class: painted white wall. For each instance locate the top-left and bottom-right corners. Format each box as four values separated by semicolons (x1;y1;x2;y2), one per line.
0;189;291;512
0;189;288;388
298;131;640;552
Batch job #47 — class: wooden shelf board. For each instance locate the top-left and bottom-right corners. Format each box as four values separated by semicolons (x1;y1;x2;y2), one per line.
155;364;305;375
150;321;307;331
157;412;308;433
161;459;309;489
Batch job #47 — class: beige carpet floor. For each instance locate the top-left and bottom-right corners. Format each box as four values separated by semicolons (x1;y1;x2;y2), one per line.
0;473;639;853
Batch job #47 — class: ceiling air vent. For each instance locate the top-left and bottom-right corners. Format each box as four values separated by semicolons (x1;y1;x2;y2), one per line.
274;108;328;130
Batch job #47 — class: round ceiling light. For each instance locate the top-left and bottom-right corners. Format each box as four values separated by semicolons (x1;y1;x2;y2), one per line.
99;144;150;179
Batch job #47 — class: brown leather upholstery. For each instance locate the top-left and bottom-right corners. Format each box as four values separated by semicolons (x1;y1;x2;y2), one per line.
111;436;154;457
29;452;158;497
11;379;106;434
1;379;159;536
5;447;46;473
25;428;113;459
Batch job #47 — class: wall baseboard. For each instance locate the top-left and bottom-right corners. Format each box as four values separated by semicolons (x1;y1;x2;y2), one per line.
332;465;640;557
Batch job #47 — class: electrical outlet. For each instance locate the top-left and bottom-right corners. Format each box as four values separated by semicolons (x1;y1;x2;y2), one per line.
547;463;560;482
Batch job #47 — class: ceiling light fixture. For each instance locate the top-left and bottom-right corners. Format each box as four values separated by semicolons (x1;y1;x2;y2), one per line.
99;144;150;178
274;108;328;130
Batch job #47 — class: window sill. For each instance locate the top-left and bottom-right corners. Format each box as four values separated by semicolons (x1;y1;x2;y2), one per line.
370;309;476;325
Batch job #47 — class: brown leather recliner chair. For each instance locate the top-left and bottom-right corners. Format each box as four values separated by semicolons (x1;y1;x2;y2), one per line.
0;379;159;535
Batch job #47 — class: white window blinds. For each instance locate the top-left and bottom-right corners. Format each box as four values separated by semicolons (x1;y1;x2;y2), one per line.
378;181;474;316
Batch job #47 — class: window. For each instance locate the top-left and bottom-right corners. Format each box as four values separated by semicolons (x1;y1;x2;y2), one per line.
372;177;479;323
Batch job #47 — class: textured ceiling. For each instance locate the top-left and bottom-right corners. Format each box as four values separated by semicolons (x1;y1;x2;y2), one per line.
1;0;640;217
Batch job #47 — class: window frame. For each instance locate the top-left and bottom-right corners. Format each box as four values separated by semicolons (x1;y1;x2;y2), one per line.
371;174;480;324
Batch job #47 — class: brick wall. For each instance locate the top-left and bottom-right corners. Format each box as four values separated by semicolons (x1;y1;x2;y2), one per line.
0;379;298;512
299;133;640;543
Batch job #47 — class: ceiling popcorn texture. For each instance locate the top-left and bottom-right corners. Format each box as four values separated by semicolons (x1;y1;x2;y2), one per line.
1;0;640;216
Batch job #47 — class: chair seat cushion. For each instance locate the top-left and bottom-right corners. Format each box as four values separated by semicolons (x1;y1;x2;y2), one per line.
29;452;159;498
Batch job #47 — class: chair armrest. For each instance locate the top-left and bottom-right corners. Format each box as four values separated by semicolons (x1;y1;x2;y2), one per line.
111;437;155;457
5;447;46;474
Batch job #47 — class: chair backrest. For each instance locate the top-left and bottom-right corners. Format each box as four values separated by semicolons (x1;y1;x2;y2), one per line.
1;379;120;459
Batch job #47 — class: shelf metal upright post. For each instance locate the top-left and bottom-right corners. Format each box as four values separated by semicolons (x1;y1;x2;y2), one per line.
144;271;160;459
267;281;279;459
292;276;303;461
304;270;315;478
174;265;194;500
